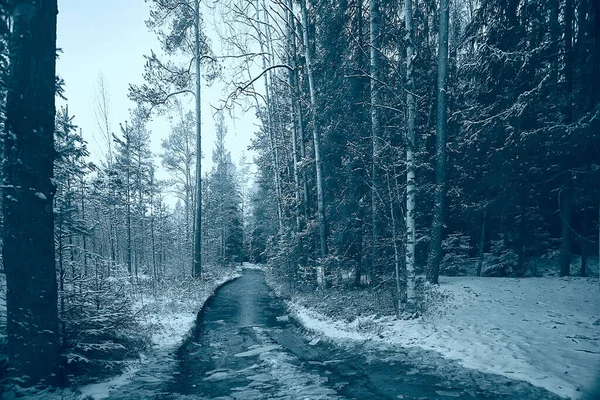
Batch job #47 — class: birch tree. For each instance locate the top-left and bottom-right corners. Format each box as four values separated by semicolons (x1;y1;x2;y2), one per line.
299;0;328;284
404;0;417;310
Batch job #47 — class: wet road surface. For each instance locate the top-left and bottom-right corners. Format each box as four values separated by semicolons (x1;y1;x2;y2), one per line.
107;269;560;399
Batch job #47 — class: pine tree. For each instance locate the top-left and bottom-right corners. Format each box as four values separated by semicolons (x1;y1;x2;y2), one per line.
2;0;60;384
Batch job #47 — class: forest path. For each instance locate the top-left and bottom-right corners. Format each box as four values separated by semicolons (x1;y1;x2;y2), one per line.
105;269;561;400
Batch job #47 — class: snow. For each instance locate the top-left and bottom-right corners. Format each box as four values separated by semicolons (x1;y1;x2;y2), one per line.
78;366;141;400
288;276;600;399
76;266;241;399
234;344;282;358
34;192;47;201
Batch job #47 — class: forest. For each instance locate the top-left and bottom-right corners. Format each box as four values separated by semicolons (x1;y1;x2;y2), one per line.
0;0;598;399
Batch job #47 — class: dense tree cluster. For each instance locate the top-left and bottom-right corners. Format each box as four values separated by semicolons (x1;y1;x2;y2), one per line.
240;0;599;305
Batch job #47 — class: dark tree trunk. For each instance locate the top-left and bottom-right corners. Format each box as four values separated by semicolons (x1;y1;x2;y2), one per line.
516;190;526;276
427;0;449;285
477;208;486;277
580;210;588;277
2;0;60;384
560;173;572;276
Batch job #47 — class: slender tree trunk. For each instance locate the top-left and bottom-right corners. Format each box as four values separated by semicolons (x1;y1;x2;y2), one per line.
580;209;588;277
477;208;486;277
256;0;284;232
300;0;328;276
550;0;560;83
2;0;61;383
264;2;288;218
427;0;449;285
404;0;417;311
593;0;600;106
516;189;526;276
193;0;203;278
286;0;303;234
150;169;158;286
560;173;571;276
560;0;573;278
387;173;402;314
370;0;381;282
80;130;88;277
125;128;133;277
58;213;66;348
289;0;310;224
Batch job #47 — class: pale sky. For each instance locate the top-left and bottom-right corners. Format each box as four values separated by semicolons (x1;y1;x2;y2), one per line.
55;0;260;204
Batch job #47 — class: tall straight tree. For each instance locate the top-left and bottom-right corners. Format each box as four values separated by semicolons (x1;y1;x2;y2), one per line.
130;0;213;277
427;0;449;284
2;0;60;383
370;0;382;280
193;0;203;277
299;0;328;275
286;0;303;233
404;0;417;310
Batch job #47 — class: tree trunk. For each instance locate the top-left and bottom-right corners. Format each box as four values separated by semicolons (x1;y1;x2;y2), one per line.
370;0;381;281
294;15;310;223
256;0;284;233
2;0;61;384
477;208;486;277
427;0;449;285
387;173;402;314
560;172;571;276
404;0;417;311
287;0;303;234
516;189;526;276
580;209;588;277
80;129;88;277
193;0;203;278
300;0;328;275
125;126;133;277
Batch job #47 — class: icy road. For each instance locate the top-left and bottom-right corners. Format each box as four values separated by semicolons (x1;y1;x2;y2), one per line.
106;269;561;399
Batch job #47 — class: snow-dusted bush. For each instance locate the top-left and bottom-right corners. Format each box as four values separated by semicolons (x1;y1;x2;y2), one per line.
440;233;471;276
482;240;518;277
61;261;147;380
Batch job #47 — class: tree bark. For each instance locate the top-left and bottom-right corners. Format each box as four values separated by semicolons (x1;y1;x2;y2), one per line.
193;0;203;277
370;0;381;282
477;208;486;277
560;173;571;276
2;0;61;384
404;0;417;310
256;0;284;233
387;173;402;314
287;0;303;234
427;0;449;285
300;0;328;276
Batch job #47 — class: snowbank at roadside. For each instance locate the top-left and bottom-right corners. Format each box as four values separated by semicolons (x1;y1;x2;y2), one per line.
77;266;241;400
287;276;599;399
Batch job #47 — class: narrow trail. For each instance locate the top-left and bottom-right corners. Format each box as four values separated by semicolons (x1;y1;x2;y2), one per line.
106;269;560;399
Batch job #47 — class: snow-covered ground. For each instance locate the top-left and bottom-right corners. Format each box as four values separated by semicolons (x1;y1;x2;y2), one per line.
287;276;600;399
77;266;241;400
